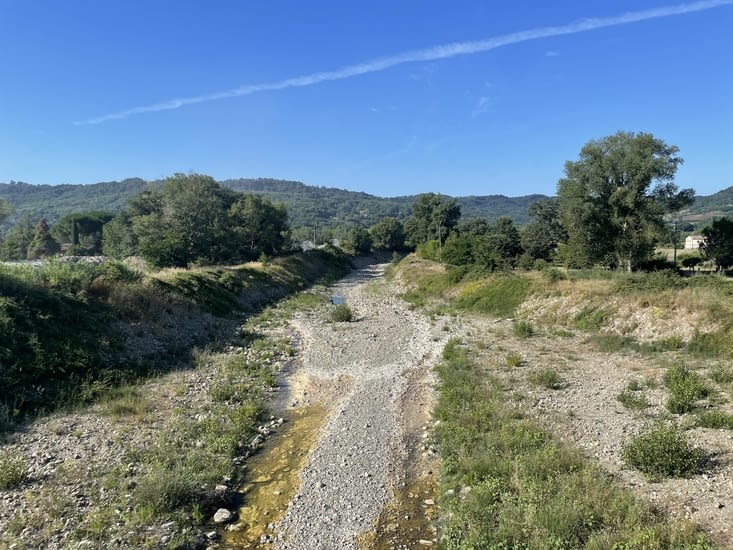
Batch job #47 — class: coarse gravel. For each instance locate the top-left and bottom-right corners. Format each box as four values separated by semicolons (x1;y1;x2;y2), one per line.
274;263;452;549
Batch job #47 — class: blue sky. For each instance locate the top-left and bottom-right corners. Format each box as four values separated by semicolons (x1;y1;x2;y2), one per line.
1;1;732;198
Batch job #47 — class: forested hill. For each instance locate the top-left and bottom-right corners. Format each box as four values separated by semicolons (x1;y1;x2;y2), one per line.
682;185;733;221
0;177;548;229
0;178;150;225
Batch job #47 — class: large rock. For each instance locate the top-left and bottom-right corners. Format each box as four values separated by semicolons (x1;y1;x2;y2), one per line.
213;508;234;524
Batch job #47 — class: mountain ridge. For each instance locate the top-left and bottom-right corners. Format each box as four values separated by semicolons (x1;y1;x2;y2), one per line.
1;177;730;230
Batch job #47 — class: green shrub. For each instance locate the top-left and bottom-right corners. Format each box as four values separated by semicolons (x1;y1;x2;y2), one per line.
528;367;564;389
330;303;353;322
0;454;27;490
622;422;704;481
134;466;200;514
588;334;637;353
709;364;733;384
695;409;733;430
512;320;534;338
542;267;566;283
664;363;709;414
617;389;649;411
505;352;523;367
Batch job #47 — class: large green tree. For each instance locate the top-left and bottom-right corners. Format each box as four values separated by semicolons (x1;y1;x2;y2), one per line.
343;226;373;255
557;132;693;271
228;194;290;261
404;193;461;249
52;211;115;255
0;198;11;226
108;173;291;267
26;218;60;259
700;217;733;270
369;217;405;251
101;212;138;259
521;199;567;261
0;215;35;260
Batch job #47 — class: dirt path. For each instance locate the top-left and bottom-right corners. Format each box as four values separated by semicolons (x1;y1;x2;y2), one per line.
267;263;452;548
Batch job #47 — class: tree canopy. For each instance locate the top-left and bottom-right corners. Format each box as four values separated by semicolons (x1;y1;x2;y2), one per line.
103;173;291;268
557;131;693;271
369;217;405;251
404;193;461;249
701;217;733;270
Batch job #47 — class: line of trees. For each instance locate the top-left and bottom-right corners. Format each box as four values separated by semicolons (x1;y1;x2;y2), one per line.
0;174;292;268
400;131;701;273
5;132;733;272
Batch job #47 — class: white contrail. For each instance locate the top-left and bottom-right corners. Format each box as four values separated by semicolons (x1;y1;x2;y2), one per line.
75;0;733;125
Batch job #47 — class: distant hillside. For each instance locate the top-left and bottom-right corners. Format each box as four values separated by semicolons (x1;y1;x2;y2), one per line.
0;177;549;230
0;178;150;226
681;185;733;222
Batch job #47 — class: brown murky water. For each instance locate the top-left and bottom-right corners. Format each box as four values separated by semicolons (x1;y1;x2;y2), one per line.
222;404;326;548
360;475;439;549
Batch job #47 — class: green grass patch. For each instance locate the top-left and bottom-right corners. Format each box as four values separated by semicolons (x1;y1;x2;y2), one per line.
454;275;531;317
695;409;733;430
434;340;711;548
100;387;152;419
622;422;705;481
505;351;523;367
329;303;354;322
512;319;534;338
687;324;733;359
587;333;637;353
573;305;610;331
528;367;565;390
617;389;650;412
709;364;733;384
0;454;27;490
134;465;200;515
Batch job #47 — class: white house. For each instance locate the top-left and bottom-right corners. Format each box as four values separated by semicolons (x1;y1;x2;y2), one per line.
684;235;705;249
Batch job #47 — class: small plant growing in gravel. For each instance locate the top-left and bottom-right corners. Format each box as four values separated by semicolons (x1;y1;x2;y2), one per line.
528;367;564;389
330;303;353;322
622;422;705;481
0;454;27;490
709;364;733;384
664;363;709;414
695;409;733;430
617;389;649;411
512;320;534;338
505;352;523;367
134;467;200;515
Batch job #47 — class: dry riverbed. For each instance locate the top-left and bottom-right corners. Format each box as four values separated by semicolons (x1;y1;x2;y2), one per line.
220;262;454;548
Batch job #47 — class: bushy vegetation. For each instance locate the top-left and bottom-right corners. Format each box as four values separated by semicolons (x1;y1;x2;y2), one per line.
617;385;650;411
511;319;534;338
622;422;705;481
528;367;565;390
0;248;351;430
664;363;709;414
329;303;354;322
435;339;711;548
0;454;26;490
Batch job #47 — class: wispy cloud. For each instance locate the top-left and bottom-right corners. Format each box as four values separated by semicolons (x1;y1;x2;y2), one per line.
472;96;492;117
75;0;733;125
